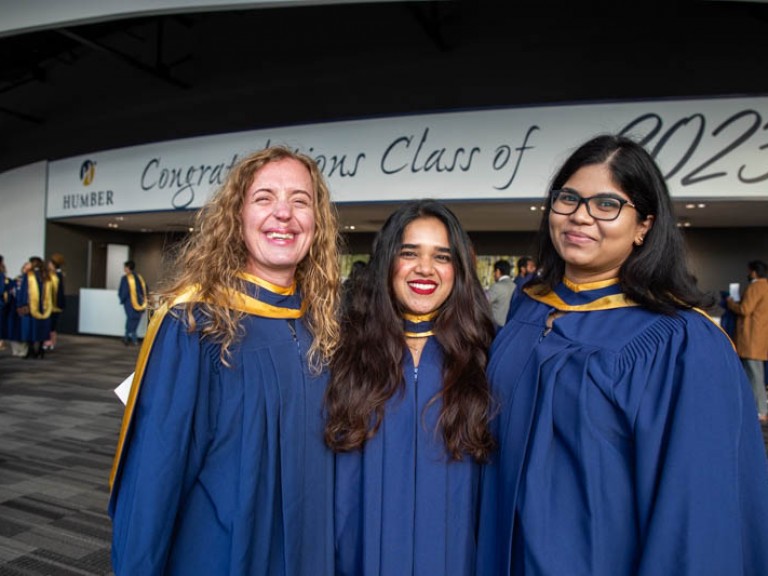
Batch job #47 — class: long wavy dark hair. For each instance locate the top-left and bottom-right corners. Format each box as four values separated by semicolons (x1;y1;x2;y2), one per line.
533;134;714;314
324;200;496;462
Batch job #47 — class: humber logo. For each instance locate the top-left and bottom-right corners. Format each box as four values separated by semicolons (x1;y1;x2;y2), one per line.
80;160;96;186
62;160;113;210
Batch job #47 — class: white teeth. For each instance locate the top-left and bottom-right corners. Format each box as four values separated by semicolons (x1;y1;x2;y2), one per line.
410;282;435;290
267;231;294;240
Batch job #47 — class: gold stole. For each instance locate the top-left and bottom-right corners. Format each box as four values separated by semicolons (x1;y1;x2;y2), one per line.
127;273;148;311
51;274;62;313
524;277;638;312
27;271;53;320
109;273;306;490
403;311;437;338
526;277;734;350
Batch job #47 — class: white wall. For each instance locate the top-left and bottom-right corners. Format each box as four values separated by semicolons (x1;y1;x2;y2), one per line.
106;244;130;290
0;161;47;275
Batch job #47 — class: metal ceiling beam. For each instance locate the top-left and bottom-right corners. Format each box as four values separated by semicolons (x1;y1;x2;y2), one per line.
56;27;189;89
0;104;43;123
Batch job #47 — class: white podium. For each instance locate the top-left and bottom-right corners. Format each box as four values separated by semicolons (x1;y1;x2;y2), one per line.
78;288;148;338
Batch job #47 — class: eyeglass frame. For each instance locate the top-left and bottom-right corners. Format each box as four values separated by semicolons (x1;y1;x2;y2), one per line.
549;188;636;222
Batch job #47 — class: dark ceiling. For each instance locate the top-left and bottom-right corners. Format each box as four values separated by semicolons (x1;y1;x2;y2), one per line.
3;0;768;172
1;1;768;231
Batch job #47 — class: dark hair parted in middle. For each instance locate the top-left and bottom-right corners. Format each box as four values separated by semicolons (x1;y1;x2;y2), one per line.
324;199;496;462
533;134;713;315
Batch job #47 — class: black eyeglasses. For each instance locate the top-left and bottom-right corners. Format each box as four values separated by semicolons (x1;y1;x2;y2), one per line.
550;189;636;221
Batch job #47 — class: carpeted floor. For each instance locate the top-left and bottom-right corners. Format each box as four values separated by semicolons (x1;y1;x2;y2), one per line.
0;334;137;576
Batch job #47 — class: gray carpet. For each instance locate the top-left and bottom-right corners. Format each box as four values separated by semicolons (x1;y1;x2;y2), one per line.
0;334;136;576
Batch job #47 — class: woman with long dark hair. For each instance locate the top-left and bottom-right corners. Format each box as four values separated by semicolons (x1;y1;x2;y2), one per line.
476;134;768;575
325;199;496;576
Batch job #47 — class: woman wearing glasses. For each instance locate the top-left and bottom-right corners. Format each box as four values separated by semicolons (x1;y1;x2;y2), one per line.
476;134;768;576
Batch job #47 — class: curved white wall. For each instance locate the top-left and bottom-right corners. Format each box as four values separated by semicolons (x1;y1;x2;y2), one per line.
0;161;47;275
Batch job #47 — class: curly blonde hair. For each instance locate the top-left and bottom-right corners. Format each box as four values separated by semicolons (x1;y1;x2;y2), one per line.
158;145;341;371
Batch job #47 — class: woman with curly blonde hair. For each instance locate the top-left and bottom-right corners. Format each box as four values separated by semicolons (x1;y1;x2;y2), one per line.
109;145;341;575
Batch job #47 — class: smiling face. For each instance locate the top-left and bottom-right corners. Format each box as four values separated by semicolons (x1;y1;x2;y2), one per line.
392;216;455;316
549;163;654;284
241;157;316;286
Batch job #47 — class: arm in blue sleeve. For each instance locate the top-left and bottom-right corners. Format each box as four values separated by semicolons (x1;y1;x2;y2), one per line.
632;316;768;576
110;313;215;575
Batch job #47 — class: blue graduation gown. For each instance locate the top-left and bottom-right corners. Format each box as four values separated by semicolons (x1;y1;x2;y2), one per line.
477;279;768;576
17;270;51;342
6;276;22;341
335;338;480;576
118;272;148;324
109;278;334;575
50;268;65;330
0;272;8;339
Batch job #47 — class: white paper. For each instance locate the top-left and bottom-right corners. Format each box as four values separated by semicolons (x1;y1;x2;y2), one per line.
114;372;135;405
729;282;740;302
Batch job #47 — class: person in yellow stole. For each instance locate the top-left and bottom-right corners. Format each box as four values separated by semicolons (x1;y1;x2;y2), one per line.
108;146;341;575
17;256;54;359
118;260;148;346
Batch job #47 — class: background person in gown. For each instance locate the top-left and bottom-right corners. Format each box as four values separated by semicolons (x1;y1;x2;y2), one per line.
117;260;148;346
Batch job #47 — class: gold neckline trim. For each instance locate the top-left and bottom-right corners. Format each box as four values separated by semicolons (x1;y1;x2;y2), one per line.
562;276;620;292
237;271;296;295
402;311;438;322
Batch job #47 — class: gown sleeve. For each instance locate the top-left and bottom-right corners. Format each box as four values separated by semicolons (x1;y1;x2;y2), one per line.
621;313;768;576
109;311;217;575
118;277;127;305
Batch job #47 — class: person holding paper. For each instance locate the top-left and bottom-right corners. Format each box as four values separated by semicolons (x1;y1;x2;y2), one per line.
476;135;768;576
325;200;496;576
726;259;768;423
108;146;341;575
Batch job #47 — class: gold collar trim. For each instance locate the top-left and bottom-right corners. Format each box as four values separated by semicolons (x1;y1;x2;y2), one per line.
237;271;296;295
109;276;304;490
562;276;621;292
402;311;438;322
